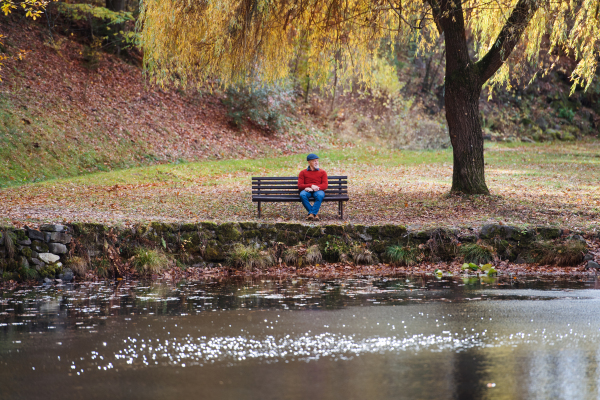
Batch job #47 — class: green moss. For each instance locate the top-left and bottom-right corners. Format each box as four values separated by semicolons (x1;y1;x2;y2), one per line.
14;229;27;241
204;241;226;261
180;223;199;232
370;240;388;254
380;224;407;238
38;262;63;278
201;221;218;231
239;222;258;230
31;240;49;253
243;230;261;239
216;222;242;242
324;225;345;236
366;226;379;238
305;226;322;237
276;231;299;246
20;246;32;258
536;226;562;240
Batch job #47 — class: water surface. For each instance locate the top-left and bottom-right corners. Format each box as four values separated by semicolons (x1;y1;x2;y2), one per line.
2;276;600;400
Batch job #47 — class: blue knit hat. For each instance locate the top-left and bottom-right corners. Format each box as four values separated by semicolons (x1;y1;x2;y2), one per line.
306;153;319;161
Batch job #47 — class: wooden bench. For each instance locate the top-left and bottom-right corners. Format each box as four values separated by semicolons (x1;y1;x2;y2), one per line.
252;176;349;218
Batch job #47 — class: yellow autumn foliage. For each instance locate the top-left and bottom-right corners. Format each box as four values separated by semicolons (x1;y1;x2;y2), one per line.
139;0;599;92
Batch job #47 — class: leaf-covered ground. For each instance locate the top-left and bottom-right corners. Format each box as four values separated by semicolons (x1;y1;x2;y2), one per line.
2;141;599;231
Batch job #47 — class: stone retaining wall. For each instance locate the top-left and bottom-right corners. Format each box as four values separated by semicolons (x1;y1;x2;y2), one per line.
0;222;596;281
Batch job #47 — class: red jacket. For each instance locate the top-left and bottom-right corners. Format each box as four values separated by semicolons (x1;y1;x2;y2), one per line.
298;168;328;191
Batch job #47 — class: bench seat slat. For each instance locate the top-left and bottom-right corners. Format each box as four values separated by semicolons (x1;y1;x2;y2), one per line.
253;185;347;190
253;176;348;180
253;196;349;202
253;191;348;195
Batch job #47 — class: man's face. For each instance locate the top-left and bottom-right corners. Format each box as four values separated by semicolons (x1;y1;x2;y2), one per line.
309;159;319;169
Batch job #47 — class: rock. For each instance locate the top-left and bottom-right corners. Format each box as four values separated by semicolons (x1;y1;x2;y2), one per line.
40;224;65;232
571;234;586;243
535;117;548;131
59;268;74;282
48;243;68;254
584;254;594;261
32;240;49;253
38;253;60;264
48;232;72;244
586;261;600;270
30;258;44;267
358;233;372;242
521;136;535;143
18;238;32;246
20;257;29;269
43;278;53;284
26;229;45;242
480;224;519;240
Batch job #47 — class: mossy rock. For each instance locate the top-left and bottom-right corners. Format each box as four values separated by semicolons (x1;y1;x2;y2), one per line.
20;246;32;258
14;229;27;241
204;241;226;261
535;226;562;240
407;230;430;243
366;226;380;239
201;221;218;231
239;222;258;230
181;232;201;247
380;224;407;239
323;225;346;236
31;240;49;253
71;222;106;235
276;231;299;246
216;222;242;243
38;262;63;278
305;226;323;237
180;223;199;232
370;240;388;254
150;222;177;233
243;230;261;239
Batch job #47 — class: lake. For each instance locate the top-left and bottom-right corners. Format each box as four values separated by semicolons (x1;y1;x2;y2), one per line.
2;275;600;399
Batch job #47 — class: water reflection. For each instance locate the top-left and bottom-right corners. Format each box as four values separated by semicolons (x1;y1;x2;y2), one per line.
1;276;600;400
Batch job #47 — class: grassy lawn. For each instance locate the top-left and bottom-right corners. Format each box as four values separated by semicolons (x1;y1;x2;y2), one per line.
1;140;599;230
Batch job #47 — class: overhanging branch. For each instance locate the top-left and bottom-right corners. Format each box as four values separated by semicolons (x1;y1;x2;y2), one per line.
475;0;540;85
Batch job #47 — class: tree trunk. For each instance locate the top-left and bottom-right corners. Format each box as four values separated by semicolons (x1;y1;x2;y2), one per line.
106;0;126;12
434;0;490;195
445;75;489;194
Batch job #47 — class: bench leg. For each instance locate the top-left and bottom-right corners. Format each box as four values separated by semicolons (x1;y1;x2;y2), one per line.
339;201;343;219
258;201;262;218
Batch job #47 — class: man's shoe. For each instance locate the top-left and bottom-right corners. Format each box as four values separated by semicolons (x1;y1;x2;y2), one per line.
306;214;315;221
313;214;320;221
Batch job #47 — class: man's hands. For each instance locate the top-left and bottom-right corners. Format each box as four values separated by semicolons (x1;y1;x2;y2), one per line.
311;185;320;191
304;187;313;192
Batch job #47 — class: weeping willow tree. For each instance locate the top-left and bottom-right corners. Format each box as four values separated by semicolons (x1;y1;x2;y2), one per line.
139;0;600;194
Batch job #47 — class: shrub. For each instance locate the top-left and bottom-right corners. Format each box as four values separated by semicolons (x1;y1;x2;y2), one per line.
350;244;374;265
3;230;15;259
533;240;586;266
66;256;88;277
133;248;168;276
222;81;294;132
283;244;322;267
321;238;349;262
386;245;421;266
459;243;494;264
227;244;274;270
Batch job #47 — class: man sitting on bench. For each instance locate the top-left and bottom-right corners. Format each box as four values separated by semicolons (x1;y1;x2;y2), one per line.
298;153;328;221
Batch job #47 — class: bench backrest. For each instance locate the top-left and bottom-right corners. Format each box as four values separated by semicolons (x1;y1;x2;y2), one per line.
252;176;348;199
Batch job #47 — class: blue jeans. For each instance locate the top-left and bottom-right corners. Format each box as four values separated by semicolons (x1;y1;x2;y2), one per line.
299;190;325;215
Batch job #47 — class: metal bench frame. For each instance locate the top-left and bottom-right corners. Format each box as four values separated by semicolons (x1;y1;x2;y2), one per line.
252;176;349;219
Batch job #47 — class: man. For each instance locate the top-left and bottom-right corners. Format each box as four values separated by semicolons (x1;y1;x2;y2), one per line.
298;153;328;221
